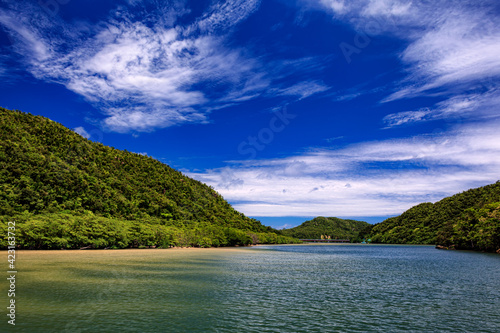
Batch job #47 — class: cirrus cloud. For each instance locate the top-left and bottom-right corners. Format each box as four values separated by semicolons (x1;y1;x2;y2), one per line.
0;0;330;133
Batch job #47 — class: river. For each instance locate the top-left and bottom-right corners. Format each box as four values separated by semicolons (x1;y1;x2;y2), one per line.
2;244;499;332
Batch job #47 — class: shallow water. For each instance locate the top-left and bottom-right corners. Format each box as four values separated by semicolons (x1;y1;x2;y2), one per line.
2;245;499;332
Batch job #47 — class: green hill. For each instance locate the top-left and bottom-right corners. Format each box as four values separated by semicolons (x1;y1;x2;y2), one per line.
281;217;371;242
370;182;500;252
0;107;299;249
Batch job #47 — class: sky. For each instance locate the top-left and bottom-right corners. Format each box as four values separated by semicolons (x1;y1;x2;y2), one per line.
1;0;499;229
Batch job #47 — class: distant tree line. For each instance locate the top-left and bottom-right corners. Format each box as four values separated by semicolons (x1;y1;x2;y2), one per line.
280;217;370;242
0;212;298;249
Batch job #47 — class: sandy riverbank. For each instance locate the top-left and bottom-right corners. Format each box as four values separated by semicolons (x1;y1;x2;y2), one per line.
11;246;258;260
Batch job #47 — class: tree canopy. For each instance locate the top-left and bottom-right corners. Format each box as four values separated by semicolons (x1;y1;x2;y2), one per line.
0;107;299;248
370;182;500;252
281;216;370;242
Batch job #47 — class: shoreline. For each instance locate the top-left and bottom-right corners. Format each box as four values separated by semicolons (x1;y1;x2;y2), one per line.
4;242;440;252
9;246;261;253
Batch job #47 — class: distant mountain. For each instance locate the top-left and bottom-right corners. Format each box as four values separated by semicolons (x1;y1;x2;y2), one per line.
370;182;500;253
0;107;298;249
281;216;371;242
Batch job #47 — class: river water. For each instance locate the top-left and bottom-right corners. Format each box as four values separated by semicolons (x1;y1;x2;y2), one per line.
3;244;499;332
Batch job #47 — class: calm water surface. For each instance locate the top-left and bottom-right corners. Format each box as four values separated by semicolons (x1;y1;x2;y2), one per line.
2;245;499;332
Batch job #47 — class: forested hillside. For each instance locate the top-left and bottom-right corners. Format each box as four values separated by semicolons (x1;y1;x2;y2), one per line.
370;182;500;253
0;108;298;248
281;217;371;242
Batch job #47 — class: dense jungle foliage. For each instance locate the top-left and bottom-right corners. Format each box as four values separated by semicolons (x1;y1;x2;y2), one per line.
281;217;371;242
0;108;299;249
370;182;500;253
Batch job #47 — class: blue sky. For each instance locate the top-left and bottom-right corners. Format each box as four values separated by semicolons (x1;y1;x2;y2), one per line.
1;0;500;228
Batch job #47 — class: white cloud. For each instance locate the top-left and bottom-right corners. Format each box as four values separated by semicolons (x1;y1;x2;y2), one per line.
382;109;431;128
38;18;262;132
362;0;411;17
334;92;361;101
194;0;261;34
0;11;50;62
0;1;276;131
276;223;296;230
304;0;413;20
73;126;90;139
307;0;500;96
102;106;209;133
383;89;500;128
319;0;347;14
275;80;330;100
386;6;500;101
302;0;500;128
0;0;335;133
189;120;500;217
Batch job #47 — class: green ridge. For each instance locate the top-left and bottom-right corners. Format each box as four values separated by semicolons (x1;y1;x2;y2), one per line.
0;107;299;249
370;182;500;252
281;216;371;242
